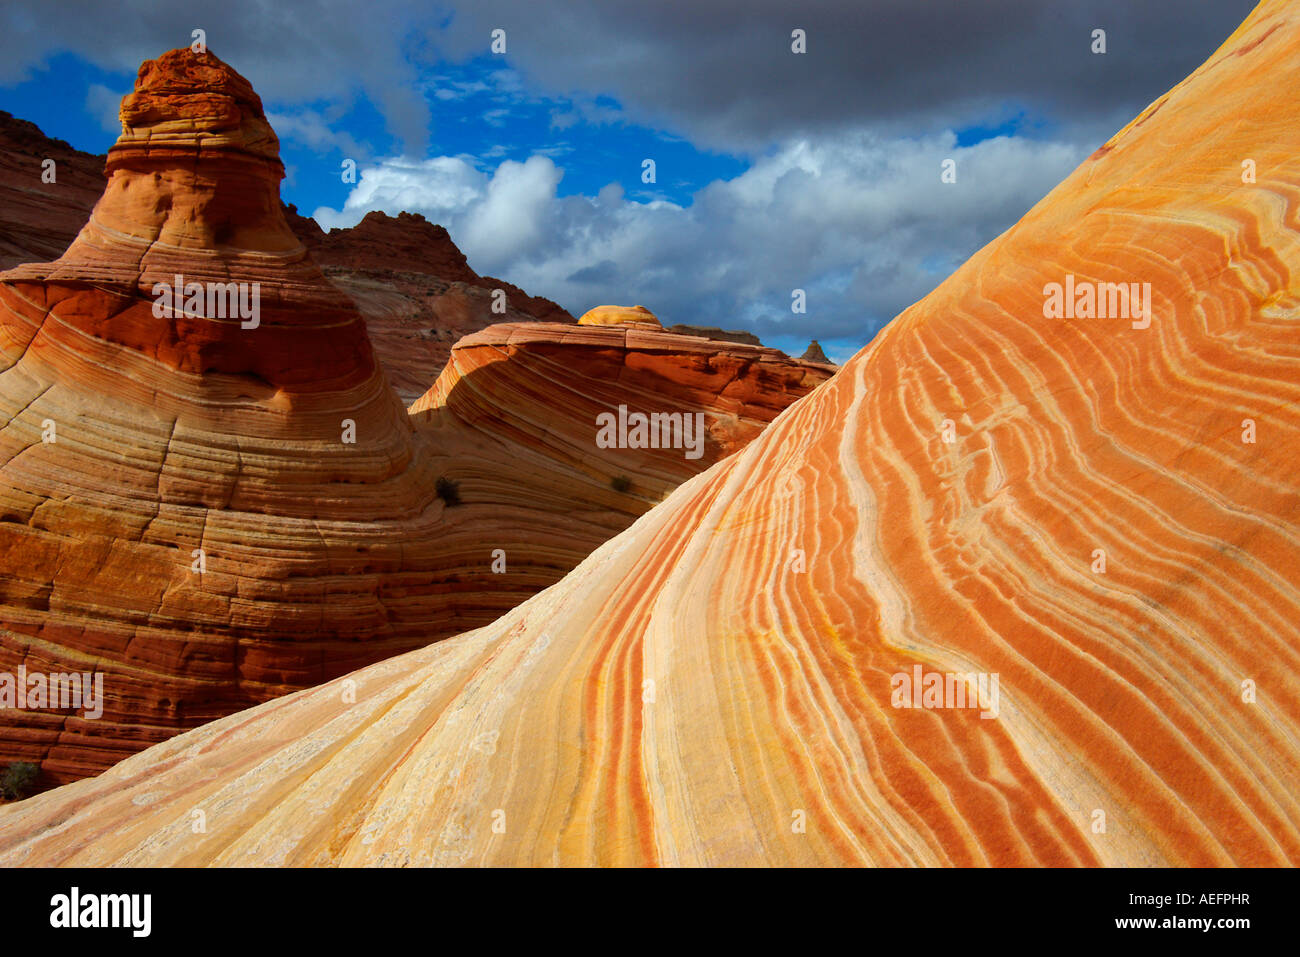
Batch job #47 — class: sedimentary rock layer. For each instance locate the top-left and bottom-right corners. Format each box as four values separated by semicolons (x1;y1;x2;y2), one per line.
6;2;1299;865
0;49;458;785
396;320;833;633
410;321;832;458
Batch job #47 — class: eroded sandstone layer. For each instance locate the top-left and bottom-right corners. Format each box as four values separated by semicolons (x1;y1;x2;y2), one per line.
6;2;1298;864
405;321;832;481
0;49;463;784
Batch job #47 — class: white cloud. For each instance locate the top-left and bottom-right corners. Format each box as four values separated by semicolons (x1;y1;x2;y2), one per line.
461;156;564;263
431;78;490;101
313;155;488;231
313;128;1089;350
265;108;367;161
84;83;126;135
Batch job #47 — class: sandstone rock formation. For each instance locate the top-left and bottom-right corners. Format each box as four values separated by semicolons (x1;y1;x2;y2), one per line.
0;50;823;791
577;304;662;328
3;0;1294;866
409;319;832;473
0;48;463;785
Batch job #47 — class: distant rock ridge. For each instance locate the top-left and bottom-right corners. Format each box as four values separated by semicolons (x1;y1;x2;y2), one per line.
668;324;762;347
800;339;831;363
286;207;571;324
0;111;106;271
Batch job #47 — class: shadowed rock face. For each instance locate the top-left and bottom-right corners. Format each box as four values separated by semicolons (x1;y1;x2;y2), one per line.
0;112;105;271
668;324;762;347
0;50;826;791
2;2;1295;865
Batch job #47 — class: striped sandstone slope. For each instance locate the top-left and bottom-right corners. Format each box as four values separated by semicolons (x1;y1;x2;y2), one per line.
2;0;1298;865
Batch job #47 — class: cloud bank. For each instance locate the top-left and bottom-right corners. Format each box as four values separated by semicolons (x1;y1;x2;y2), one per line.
315;130;1085;354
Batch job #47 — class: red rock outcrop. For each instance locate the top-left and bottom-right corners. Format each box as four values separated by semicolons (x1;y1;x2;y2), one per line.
800;339;830;363
411;319;832;475
2;1;1295;865
0;48;463;785
397;321;833;634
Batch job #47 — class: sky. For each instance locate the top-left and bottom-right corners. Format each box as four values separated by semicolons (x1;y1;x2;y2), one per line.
0;0;1258;363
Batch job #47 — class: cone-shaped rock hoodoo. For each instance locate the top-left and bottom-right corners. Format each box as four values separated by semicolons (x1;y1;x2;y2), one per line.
0;48;458;784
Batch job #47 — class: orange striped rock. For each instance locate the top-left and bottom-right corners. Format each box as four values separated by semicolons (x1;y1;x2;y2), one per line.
2;2;1299;864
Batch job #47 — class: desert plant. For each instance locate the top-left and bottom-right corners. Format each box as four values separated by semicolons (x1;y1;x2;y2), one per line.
0;761;39;801
435;476;461;506
610;475;632;493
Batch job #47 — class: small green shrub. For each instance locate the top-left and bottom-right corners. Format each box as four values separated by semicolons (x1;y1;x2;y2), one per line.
435;476;461;506
0;761;39;801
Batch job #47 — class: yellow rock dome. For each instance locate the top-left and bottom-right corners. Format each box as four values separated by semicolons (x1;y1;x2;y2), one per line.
576;304;662;328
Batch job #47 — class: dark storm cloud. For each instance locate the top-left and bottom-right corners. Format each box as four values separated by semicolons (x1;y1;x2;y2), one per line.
1;1;1260;156
428;0;1260;150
